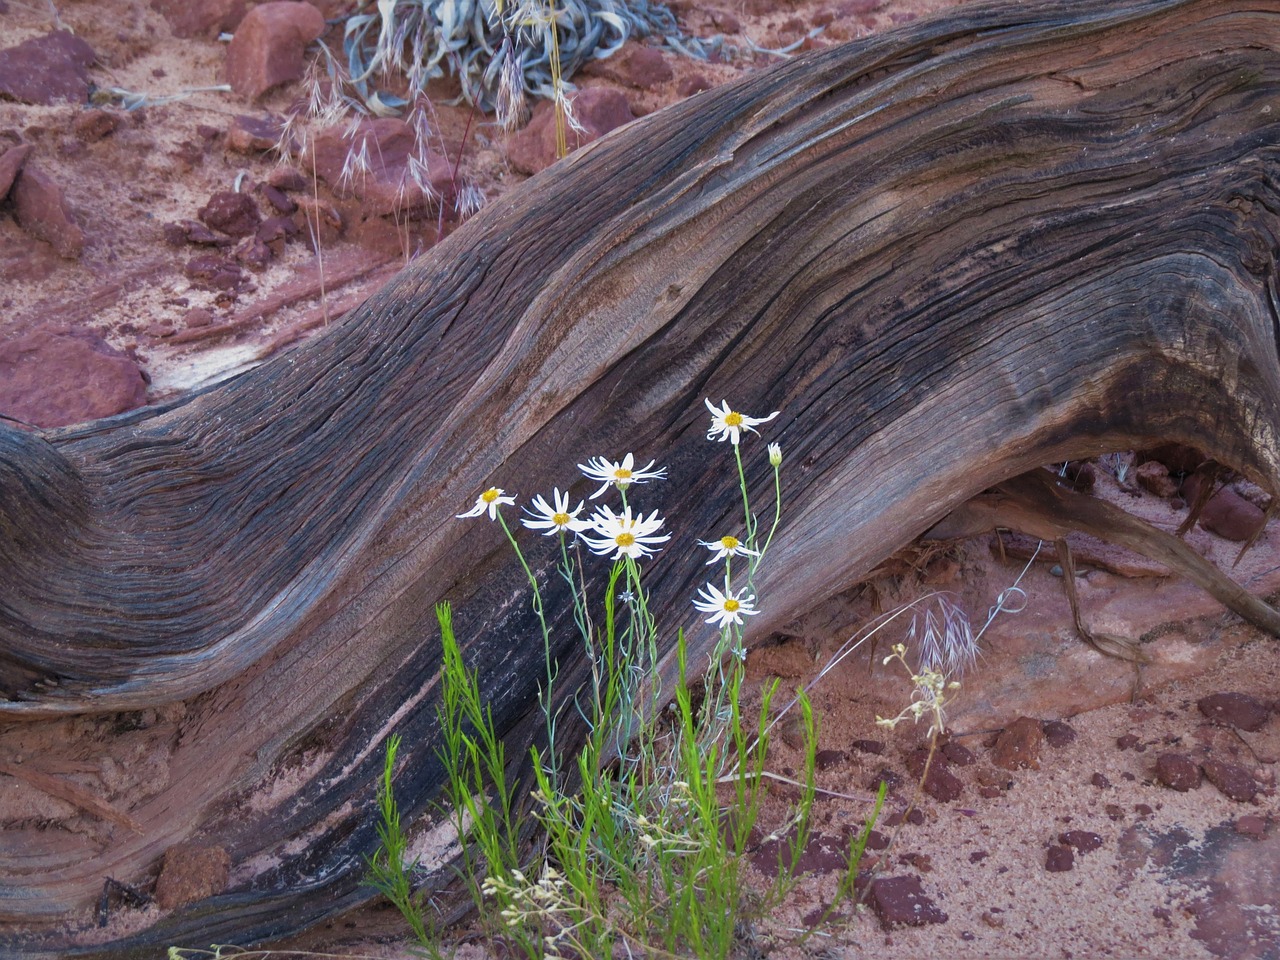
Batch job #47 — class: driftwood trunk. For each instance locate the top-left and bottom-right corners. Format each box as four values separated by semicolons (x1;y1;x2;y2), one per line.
3;0;1279;954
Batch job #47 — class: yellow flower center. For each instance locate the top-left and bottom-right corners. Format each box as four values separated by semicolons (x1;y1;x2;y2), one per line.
720;536;740;551
615;532;637;548
613;468;632;480
552;512;570;526
724;411;744;428
481;488;501;503
724;599;741;612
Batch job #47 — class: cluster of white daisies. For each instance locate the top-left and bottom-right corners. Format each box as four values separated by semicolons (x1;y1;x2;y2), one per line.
457;400;780;629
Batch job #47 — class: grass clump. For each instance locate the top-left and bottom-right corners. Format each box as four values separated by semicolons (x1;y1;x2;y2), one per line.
366;399;883;958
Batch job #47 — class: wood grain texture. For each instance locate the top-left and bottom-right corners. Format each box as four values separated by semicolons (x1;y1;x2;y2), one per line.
2;0;1279;954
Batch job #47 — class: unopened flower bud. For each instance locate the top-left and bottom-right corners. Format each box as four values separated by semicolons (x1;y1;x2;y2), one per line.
768;442;782;467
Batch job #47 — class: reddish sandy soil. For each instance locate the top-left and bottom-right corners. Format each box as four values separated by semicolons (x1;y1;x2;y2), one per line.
1;0;1278;958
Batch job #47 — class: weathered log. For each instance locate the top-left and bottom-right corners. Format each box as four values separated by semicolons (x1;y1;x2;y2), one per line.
3;0;1279;954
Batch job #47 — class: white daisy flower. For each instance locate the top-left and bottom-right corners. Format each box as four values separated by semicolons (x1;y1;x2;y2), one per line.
580;504;671;560
457;487;516;520
521;488;589;536
697;534;761;565
704;398;779;445
578;453;667;499
693;582;760;629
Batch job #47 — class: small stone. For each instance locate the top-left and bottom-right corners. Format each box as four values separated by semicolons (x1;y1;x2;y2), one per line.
852;739;885;755
969;850;988;863
256;214;299;253
863;829;889;850
508;87;636;175
12;163;85;258
0;142;31;197
199;191;261;237
814;749;847;771
1234;815;1266;838
224;2;327;100
1116;733;1142;751
1044;844;1074;872
72;108;121;142
868;767;903;793
923;766;963;802
1199;488;1265;542
866;875;947;929
978;785;1002;799
154;844;231;910
1136;442;1204;476
1091;772;1112;789
1042;720;1078;748
1154;752;1202;792
1058;830;1103;854
991;717;1044;770
173;218;226;246
151;0;250;38
185;254;244;290
0;31;95;105
583;41;674;89
260;183;297;214
1198;692;1271;732
1202;759;1258;802
227;114;284;153
1133;803;1154;818
233;235;272;270
1135;460;1179;498
1105;803;1125;821
677;72;714;97
941;741;977;766
184;308;214;328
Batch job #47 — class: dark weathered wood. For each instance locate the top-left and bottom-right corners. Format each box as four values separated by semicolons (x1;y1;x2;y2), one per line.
2;0;1279;954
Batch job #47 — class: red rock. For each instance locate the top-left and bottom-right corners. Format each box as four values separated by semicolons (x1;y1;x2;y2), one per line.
1091;772;1112;789
184;308;214;328
1198;692;1271;732
1058;830;1103;853
1202;759;1258;802
507;88;636;176
305;118;454;217
185;254;245;290
170;218;227;246
923;765;963;802
941;741;976;766
1042;719;1077;748
233;235;272;270
256;214;299;253
154;844;231;910
708;7;741;31
12;164;85;258
199;191;262;237
260;183;296;214
152;0;249;38
1135;460;1179;498
813;749;847;771
1235;815;1267;839
584;42;674;89
1116;733;1142;751
0;143;31;197
0;332;146;427
72;109;120;142
677;73;715;98
852;739;885;755
227;114;284;153
866;875;947;928
1199;487;1264;541
0;31;95;105
1044;844;1074;872
1154;752;1202;791
991;717;1044;770
224;2;327;100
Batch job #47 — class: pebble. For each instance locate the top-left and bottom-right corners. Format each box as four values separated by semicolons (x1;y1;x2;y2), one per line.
866;875;948;928
1044;844;1074;872
1154;752;1202;792
224;2;327;100
1197;692;1271;732
1202;759;1258;802
991;717;1044;770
